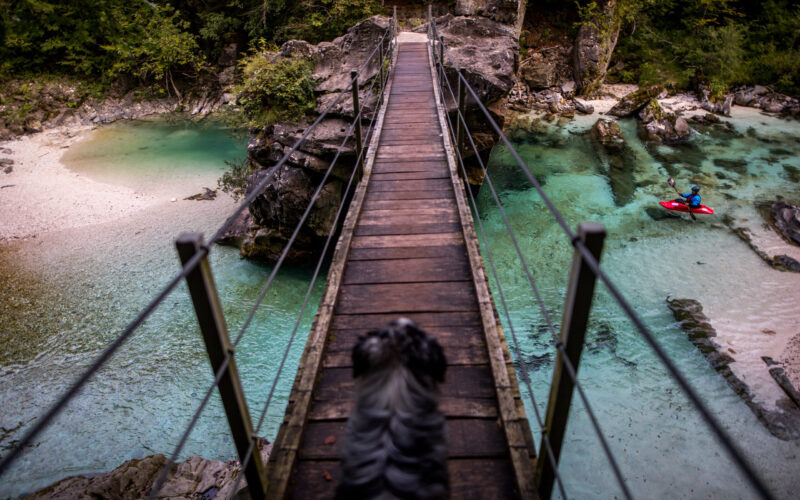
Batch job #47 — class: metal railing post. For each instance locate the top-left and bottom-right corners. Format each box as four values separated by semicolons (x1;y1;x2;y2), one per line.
535;222;606;499
438;39;444;87
175;233;267;500
350;70;363;168
456;68;466;153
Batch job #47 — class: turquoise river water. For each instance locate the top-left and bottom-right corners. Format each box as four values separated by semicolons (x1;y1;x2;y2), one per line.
1;111;799;498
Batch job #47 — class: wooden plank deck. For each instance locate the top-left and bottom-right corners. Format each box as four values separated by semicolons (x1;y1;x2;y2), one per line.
265;38;537;499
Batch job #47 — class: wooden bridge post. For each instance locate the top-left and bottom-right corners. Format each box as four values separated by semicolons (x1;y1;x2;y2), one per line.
175;233;267;500
536;222;606;499
350;70;364;169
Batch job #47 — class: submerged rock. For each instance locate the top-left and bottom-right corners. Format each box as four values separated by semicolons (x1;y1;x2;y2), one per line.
666;297;800;440
725;215;800;273
590;118;636;205
771;201;800;246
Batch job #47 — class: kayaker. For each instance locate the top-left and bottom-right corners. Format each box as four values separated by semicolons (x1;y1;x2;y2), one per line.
675;186;701;208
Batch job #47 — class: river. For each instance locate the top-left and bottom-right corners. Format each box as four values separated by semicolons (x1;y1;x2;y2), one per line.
0;111;799;498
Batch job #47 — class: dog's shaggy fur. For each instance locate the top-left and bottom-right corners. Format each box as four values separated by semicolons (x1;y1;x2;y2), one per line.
335;318;449;500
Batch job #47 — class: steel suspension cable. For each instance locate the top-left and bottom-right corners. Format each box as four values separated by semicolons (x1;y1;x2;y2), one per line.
435;61;633;499
147;42;393;499
226;65;389;498
430;19;774;500
0;22;392;483
434;65;569;500
0;248;206;479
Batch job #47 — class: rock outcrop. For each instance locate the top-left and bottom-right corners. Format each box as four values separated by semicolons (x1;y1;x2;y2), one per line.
772;201;800;246
607;85;664;117
27;439;272;499
234;9;522;263
573;0;621;97
225;16;391;263
637;99;691;144
667;297;800;440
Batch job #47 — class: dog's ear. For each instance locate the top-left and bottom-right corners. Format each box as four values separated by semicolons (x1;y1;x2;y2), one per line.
352;331;379;378
405;323;447;383
426;336;447;383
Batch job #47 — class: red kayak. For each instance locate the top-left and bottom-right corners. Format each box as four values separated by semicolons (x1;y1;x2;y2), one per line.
659;201;714;215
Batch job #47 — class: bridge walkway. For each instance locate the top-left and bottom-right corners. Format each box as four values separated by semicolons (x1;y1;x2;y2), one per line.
265;37;538;499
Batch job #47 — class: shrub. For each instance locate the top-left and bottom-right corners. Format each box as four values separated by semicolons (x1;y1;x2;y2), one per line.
235;44;315;128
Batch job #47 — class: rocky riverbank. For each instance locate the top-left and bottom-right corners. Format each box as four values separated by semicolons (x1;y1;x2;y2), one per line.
0;43;238;140
24;439;271;499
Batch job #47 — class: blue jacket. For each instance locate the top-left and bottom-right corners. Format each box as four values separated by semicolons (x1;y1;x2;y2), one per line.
681;192;701;207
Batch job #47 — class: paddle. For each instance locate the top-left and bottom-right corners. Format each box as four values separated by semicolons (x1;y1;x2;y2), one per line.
667;177;696;221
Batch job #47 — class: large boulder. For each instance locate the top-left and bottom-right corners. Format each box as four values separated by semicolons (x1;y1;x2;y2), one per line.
772;201;800;246
308;16;392;93
608;85;664;117
573;0;621;96
591;118;637;205
422;14;518;106
637;99;691;144
229;17;392;263
455;0;526;31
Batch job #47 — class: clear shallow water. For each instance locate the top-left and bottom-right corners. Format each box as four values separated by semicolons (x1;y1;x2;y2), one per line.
0;120;324;497
480;111;800;498
2;112;799;499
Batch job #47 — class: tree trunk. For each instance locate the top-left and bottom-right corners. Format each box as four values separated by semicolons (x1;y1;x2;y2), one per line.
573;0;621;97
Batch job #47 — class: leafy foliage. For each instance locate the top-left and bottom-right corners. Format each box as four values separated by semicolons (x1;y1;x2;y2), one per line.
235;45;315;127
218;156;251;199
611;0;800;94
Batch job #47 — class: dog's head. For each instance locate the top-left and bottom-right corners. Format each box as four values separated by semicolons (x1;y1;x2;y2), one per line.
352;318;446;387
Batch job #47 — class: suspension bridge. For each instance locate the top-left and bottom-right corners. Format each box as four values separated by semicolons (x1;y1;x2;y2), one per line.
0;9;777;500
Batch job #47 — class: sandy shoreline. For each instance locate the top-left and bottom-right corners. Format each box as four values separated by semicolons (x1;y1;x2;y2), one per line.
0;125;161;242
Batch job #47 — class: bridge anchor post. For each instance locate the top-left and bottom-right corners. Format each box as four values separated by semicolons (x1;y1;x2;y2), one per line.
536;222;606;499
176;233;267;500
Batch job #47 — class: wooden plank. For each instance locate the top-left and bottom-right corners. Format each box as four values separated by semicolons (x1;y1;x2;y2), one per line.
315;366;497;401
331;311;482;330
361;198;455;211
350;232;462;249
324;343;487;367
290;458;517;499
360;207;458;218
365;189;454;201
335;282;477;314
348;245;464;261
300;419;508;460
308;395;498;421
368;179;452;191
358;211;458;225
354;222;462;236
343;255;470;284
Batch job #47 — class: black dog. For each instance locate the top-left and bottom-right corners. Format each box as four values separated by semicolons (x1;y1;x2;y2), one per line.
335;318;449;499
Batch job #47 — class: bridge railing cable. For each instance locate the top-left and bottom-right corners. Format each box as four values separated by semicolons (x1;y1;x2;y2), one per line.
226;52;392;498
0;16;396;497
428;11;774;500
431;43;630;500
150;33;392;498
